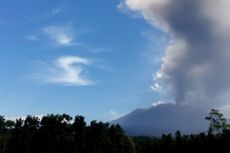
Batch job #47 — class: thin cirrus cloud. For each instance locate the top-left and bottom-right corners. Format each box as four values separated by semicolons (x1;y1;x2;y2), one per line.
23;7;62;22
43;25;75;46
31;56;94;86
51;8;62;16
109;110;120;120
25;35;38;41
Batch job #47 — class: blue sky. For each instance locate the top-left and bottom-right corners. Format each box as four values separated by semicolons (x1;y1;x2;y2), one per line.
0;0;168;121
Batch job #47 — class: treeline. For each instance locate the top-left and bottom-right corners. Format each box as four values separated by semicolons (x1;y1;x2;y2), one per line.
0;114;134;153
133;109;230;153
133;130;230;153
0;109;230;153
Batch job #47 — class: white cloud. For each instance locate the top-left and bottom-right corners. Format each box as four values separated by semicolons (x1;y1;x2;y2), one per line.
43;25;75;46
152;101;166;107
152;100;174;107
31;56;94;86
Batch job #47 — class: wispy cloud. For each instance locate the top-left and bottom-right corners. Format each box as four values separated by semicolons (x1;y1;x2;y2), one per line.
6;114;44;121
51;8;62;16
23;6;63;22
110;110;120;120
43;25;75;46
31;56;94;86
25;35;38;41
152;100;169;107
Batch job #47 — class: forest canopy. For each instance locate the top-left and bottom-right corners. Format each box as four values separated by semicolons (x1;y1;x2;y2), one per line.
0;109;230;153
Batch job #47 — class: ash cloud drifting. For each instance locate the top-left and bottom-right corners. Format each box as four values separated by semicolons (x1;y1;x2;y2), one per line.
120;0;230;108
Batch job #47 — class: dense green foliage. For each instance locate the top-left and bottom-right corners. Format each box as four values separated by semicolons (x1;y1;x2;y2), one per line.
0;109;230;153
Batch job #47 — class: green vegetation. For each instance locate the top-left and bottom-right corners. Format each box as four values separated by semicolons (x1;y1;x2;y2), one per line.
0;109;229;153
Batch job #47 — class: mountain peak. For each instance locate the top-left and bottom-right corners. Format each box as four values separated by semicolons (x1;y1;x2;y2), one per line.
111;104;209;136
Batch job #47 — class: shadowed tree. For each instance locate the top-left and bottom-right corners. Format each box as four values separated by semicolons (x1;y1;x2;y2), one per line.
205;109;230;135
73;115;86;153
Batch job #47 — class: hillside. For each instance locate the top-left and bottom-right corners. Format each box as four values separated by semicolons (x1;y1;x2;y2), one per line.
111;104;209;136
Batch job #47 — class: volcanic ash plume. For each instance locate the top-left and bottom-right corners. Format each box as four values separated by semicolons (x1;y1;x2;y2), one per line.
120;0;230;108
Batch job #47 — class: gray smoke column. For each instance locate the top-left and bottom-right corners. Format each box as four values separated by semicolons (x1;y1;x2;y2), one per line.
119;0;230;108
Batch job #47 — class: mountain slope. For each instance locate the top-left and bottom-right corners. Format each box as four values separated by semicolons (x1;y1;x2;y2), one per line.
111;104;209;136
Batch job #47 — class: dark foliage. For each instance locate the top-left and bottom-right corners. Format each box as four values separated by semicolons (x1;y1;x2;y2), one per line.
133;130;230;153
133;109;230;153
0;114;133;153
0;109;230;153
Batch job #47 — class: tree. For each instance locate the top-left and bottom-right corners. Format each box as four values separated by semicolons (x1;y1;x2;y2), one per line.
205;109;230;135
0;116;5;132
24;116;40;129
73;115;86;152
